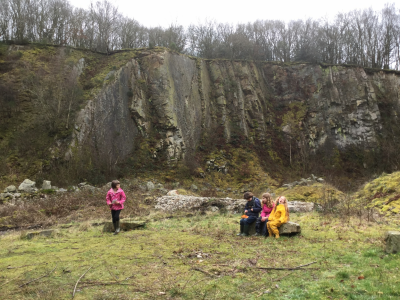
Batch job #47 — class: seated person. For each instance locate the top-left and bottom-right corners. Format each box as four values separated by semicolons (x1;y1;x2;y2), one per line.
253;193;275;236
267;196;289;238
237;192;261;236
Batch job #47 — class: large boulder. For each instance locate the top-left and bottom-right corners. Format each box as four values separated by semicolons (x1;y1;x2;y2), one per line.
103;220;146;232
4;185;16;193
279;221;301;234
247;221;301;236
18;179;37;193
385;231;400;254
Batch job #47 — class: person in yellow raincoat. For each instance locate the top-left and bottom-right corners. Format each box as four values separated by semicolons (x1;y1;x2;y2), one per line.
267;196;289;238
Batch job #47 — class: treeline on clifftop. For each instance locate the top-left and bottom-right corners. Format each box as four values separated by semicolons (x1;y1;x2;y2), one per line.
0;0;400;69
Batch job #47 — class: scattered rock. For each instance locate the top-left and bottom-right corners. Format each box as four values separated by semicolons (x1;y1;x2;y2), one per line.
156;196;315;214
0;193;13;200
42;180;51;190
167;190;179;196
26;230;54;239
4;185;16;193
317;178;324;183
18;179;37;193
58;188;67;192
156;183;164;189
14;193;21;198
385;231;400;254
103;220;146;232
288;201;315;213
190;184;198;191
146;181;155;191
78;182;87;188
80;185;97;192
209;206;219;212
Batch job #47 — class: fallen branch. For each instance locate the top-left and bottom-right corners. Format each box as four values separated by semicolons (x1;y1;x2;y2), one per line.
256;261;317;271
191;267;217;278
19;263;58;288
7;262;48;270
72;266;92;299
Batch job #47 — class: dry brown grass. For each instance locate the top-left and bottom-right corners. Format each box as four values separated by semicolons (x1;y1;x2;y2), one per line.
0;186;153;229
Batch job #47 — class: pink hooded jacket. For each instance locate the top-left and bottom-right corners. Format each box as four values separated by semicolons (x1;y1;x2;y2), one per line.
106;188;126;210
261;203;275;218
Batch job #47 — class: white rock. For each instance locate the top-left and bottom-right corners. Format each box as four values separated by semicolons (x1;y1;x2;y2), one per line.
146;181;155;191
42;180;51;190
288;201;314;213
18;179;37;193
4;185;16;193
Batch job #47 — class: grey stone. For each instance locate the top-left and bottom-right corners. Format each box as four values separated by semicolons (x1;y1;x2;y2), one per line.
191;184;198;191
4;185;16;193
42;180;51;190
209;206;219;212
58;188;67;192
14;193;21;198
279;222;301;234
18;179;37;193
288;201;314;213
103;220;145;232
26;230;54;239
317;178;324;183
0;193;13;199
156;183;164;189
173;182;180;188
385;231;400;254
78;182;87;188
146;182;155;191
80;185;97;192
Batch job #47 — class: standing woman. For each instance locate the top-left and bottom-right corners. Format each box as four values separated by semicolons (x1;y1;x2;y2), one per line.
267;196;289;238
106;180;126;235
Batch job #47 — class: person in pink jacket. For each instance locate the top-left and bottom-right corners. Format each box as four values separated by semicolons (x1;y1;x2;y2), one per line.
106;180;126;235
253;193;275;236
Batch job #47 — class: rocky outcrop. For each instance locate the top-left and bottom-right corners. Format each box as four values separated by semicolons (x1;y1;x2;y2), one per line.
65;50;400;168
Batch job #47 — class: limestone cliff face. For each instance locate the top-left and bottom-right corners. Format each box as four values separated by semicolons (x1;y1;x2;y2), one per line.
69;50;400;165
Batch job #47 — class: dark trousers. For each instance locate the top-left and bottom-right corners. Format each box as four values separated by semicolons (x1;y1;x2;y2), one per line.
255;217;268;235
240;216;257;226
111;209;121;223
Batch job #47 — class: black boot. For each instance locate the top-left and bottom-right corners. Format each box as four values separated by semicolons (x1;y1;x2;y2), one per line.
113;221;120;235
237;223;244;236
243;224;250;236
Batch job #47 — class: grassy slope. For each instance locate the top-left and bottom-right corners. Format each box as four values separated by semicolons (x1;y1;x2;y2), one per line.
0;212;399;300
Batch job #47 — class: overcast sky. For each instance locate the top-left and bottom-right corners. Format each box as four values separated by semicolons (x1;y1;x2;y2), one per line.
69;0;393;28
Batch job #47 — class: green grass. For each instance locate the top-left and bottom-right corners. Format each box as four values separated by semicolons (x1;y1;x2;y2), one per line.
0;212;399;299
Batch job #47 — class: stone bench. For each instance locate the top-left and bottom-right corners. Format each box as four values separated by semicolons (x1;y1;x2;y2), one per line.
385;231;400;253
248;221;301;236
103;220;146;232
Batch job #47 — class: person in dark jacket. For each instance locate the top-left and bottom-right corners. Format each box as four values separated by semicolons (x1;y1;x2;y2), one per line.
237;191;262;236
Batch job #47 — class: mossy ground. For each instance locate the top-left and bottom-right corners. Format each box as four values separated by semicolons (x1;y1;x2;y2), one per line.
355;172;400;217
0;212;399;300
275;183;344;204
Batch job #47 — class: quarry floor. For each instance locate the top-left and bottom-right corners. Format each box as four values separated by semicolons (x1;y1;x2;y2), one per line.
0;212;399;300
